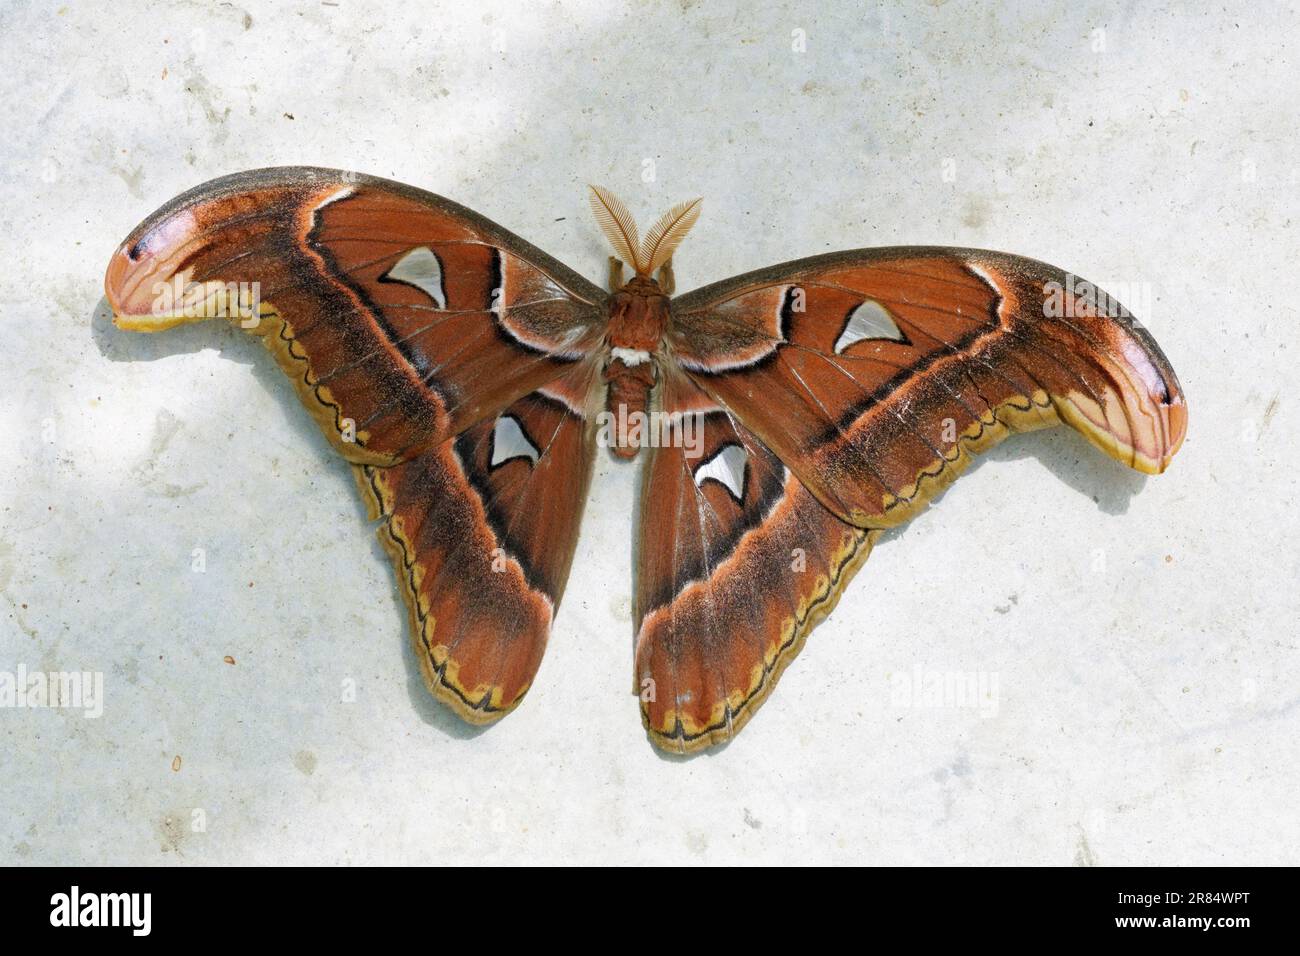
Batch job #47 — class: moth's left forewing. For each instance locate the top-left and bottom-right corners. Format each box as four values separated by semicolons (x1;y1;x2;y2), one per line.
106;168;607;465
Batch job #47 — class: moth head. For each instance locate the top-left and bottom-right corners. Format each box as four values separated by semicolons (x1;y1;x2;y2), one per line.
588;185;702;285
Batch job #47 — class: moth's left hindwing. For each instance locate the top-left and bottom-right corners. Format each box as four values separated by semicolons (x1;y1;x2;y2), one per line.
105;167;607;724
357;363;600;721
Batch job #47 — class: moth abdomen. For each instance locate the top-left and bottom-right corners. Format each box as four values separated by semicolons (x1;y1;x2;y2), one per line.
602;356;658;459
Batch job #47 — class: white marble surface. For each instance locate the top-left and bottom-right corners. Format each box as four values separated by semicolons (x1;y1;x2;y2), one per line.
1;0;1296;865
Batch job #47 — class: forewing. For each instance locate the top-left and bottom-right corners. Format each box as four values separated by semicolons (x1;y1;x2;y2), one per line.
670;247;1186;528
105;167;607;465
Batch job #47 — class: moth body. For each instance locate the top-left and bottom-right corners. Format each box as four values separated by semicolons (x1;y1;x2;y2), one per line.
603;274;671;459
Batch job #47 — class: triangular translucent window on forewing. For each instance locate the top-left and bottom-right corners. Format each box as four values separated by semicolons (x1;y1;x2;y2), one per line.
381;246;446;309
834;299;905;353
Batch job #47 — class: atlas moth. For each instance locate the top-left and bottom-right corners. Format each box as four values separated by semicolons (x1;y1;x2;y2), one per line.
105;169;1186;753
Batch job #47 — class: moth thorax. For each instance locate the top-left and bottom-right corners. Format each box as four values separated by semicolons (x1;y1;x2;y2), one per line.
607;279;670;353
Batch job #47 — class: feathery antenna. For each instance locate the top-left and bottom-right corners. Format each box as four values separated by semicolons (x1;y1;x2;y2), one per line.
640;198;702;275
588;185;643;274
588;186;703;278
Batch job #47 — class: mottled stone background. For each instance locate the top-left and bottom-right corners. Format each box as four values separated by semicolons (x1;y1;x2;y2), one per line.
1;0;1295;864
